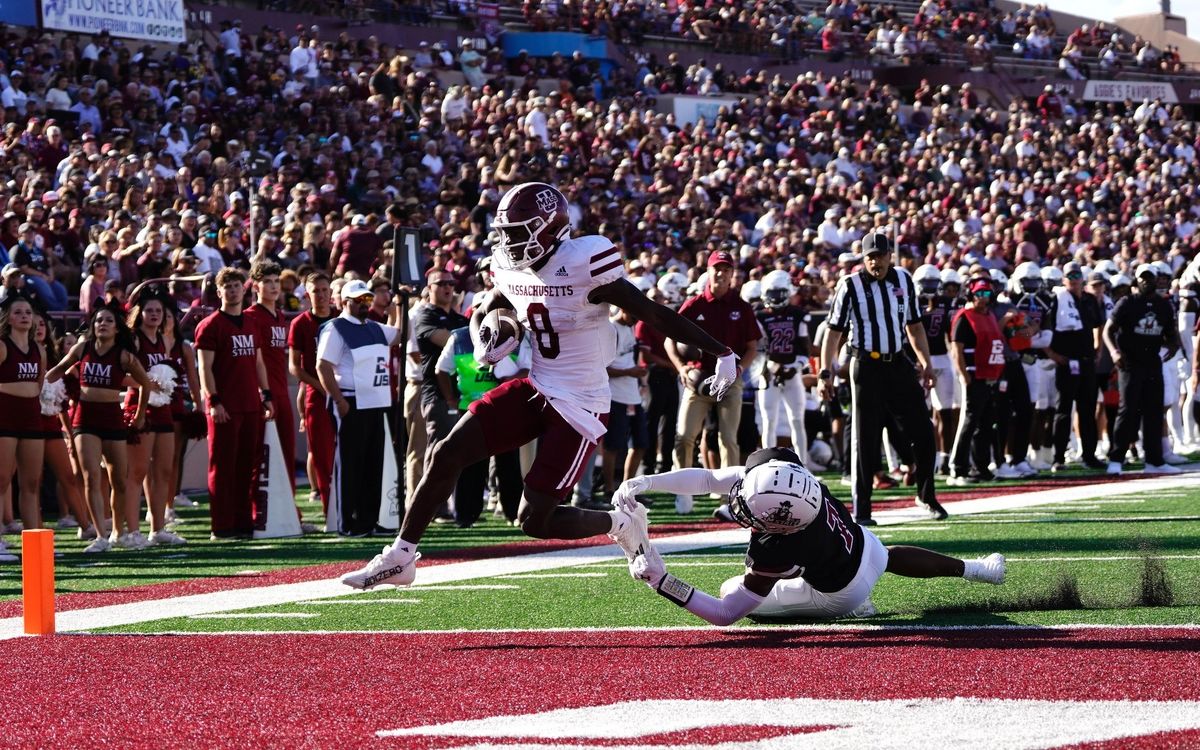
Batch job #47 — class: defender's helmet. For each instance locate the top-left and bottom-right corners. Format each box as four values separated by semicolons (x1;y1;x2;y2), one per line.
761;270;794;308
492;182;572;271
1041;266;1064;288
940;268;963;296
656;271;688;305
914;264;941;296
729;460;823;535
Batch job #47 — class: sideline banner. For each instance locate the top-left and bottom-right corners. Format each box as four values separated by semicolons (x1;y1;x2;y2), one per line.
1081;79;1178;104
41;0;187;43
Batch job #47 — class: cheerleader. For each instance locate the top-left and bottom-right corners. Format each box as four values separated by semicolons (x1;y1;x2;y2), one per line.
125;292;186;545
0;295;46;563
164;306;202;512
31;310;89;534
47;305;158;552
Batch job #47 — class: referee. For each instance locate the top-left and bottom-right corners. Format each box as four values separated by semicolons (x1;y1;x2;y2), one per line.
818;232;947;524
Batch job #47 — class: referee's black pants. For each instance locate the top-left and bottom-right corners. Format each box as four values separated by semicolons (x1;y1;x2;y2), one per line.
1053;360;1099;463
850;356;937;521
643;367;679;474
1107;364;1165;466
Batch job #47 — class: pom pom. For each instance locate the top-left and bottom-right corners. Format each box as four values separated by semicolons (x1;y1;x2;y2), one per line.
147;363;178;408
40;379;67;416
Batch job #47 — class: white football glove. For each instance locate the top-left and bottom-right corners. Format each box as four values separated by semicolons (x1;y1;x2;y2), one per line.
703;350;740;400
611;475;650;514
473;319;519;366
629;545;667;589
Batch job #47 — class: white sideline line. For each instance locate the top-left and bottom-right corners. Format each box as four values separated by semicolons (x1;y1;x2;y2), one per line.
408;585;521;591
1007;554;1200;563
499;573;609;579
86;623;1200;636
2;469;1199;640
190;612;318;619
296;599;422;605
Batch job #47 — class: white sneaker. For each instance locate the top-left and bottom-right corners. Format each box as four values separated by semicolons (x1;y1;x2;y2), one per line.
965;553;1006;585
5;520;22;533
148;529;188;546
56;515;79;530
1144;463;1182;475
164;507;179;526
340;543;421;589
113;532;149;549
77;524;97;541
1162;452;1187;465
1013;461;1037;478
607;504;651;564
993;463;1021;480
674;494;693;514
0;538;15;563
83;536;111;554
1027;454;1051;471
848;598;878;618
300;522;319;534
1106;461;1123;476
173;494;196;508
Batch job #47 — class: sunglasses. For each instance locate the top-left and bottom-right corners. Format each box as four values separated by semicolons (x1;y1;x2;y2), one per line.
1065;272;1083;280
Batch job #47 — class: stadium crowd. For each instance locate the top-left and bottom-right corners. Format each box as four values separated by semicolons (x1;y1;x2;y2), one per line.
0;17;1198;562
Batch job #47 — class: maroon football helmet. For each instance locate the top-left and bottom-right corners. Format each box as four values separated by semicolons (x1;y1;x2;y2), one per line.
492;182;571;270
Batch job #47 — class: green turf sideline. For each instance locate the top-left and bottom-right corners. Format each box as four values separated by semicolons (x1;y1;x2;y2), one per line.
10;471;1196;638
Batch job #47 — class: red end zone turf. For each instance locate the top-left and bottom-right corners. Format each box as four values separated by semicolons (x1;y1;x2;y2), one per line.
8;628;1200;748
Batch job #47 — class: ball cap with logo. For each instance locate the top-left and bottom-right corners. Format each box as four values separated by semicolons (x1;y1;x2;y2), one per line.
342;279;373;300
707;250;735;268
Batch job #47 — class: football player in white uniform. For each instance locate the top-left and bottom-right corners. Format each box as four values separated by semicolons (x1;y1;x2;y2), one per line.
343;182;740;589
616;448;1006;624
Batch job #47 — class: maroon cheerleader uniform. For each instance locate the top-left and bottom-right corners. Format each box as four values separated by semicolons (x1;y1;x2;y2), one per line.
124;329;174;434
0;335;42;439
72;341;130;441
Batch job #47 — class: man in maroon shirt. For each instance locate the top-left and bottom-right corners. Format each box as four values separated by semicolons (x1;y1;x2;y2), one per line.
196;267;274;538
288;271;336;512
245;260;302;508
667;251;760;513
329;214;383;278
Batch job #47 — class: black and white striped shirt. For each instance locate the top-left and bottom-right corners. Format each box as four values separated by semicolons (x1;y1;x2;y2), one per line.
827;267;920;354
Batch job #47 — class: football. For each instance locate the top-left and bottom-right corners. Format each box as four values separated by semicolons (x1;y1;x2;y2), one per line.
480;308;524;349
674;341;704;365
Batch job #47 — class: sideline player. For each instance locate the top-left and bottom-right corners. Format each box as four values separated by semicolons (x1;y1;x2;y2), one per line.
618;448;1006;625
1010;262;1055;469
914;264;959;474
754;270;810;462
343;182;739;589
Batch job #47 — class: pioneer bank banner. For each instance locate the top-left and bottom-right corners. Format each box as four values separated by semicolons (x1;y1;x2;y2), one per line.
42;0;186;43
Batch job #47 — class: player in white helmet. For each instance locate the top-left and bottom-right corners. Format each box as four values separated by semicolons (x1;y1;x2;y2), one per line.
754;270;810;465
916;264;962;475
1011;262;1055;469
655;271;688;307
940;268;963;300
343;182;740;590
1041;265;1064;290
615;448;1005;624
740;278;763;306
1149;262;1190;462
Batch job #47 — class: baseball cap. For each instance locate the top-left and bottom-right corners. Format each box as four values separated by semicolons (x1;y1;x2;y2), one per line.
1064;261;1083;278
351;214;368;226
341;279;373;300
2;263;21;279
1134;264;1157;279
862;231;891;256
968;278;992;294
707;250;735;268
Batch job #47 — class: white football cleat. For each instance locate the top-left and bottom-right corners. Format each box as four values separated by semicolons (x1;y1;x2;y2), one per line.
964;553;1006;585
341;543;421;590
848;598;878;618
608;503;651;564
1144;463;1182;475
674;494;694;514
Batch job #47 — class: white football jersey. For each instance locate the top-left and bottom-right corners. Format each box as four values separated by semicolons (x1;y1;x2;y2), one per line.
491;234;624;413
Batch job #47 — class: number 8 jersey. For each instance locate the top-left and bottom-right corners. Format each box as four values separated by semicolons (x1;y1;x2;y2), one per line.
490;235;624;414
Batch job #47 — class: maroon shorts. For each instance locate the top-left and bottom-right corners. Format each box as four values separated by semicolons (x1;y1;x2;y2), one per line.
72;400;128;441
0;392;43;439
469;377;608;500
40;412;64;440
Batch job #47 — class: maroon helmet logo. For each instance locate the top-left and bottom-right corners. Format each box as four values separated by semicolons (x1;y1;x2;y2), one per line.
535;188;559;214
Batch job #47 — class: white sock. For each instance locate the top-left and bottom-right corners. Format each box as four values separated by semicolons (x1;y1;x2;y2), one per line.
962;559;984;581
607;509;624;533
389;539;417;560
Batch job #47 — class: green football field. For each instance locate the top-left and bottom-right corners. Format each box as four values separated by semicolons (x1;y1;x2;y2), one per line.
42;477;1199;635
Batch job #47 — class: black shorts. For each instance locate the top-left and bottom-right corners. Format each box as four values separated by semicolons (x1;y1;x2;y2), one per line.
603;402;647;452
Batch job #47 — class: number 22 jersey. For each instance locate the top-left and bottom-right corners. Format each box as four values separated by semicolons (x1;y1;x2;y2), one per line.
490;235;625;414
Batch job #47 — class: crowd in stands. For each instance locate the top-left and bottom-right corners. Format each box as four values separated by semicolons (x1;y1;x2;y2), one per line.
0;15;1198;554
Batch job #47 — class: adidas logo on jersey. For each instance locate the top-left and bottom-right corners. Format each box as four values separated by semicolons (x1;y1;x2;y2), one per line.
555;266;568;277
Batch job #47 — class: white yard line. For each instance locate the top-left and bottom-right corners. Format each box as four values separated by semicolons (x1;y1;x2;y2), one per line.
2;470;1198;640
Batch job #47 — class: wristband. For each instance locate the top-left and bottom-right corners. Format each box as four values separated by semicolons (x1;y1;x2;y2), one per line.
206;395;222;408
656;573;695;606
260;389;273;402
818;369;832;380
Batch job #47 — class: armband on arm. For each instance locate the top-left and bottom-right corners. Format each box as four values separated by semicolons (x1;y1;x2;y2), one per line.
655;574;695;606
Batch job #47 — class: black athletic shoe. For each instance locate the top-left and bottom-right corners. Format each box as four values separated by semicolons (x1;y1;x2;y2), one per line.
1082;457;1106;470
856;517;877;527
